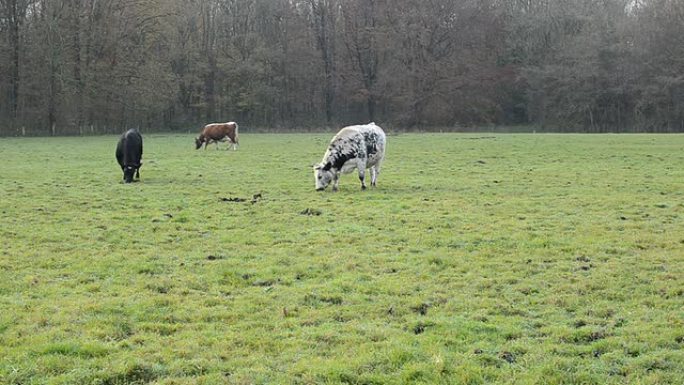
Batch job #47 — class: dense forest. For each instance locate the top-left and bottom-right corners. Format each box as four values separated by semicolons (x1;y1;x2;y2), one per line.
0;0;682;135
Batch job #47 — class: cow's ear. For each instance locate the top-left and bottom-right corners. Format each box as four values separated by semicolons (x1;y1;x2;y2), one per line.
313;164;320;169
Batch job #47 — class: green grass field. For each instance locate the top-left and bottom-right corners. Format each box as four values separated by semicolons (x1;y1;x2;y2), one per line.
1;133;683;385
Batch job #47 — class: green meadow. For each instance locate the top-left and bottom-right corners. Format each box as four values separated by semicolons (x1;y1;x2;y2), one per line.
1;133;683;385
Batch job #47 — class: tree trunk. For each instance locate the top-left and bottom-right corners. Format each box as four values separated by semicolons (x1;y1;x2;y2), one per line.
310;0;336;124
72;0;83;132
3;0;25;131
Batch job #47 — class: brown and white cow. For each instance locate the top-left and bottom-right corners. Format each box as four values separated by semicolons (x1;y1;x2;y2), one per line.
195;122;239;150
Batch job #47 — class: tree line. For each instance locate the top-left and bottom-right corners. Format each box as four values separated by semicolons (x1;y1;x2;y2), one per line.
1;0;682;135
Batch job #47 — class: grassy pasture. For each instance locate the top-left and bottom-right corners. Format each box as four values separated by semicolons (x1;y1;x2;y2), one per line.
0;133;683;385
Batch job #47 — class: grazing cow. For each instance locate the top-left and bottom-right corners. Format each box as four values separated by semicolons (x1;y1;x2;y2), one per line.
195;121;239;150
115;129;143;183
313;122;386;191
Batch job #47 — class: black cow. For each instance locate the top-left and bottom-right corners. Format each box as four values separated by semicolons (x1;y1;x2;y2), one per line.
115;129;143;183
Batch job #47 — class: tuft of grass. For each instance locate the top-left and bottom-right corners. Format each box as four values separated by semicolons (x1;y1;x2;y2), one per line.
37;341;111;358
1;133;683;384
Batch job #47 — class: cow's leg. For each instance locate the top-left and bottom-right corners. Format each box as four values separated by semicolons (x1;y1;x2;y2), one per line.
358;169;367;190
223;138;230;150
371;161;382;187
332;172;340;192
135;168;140;179
357;159;368;190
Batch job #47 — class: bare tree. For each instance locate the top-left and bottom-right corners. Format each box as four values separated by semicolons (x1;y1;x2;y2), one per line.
305;0;337;124
1;0;683;134
0;0;34;133
339;0;381;122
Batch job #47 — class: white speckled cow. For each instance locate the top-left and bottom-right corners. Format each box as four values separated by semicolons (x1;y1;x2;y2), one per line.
313;122;386;191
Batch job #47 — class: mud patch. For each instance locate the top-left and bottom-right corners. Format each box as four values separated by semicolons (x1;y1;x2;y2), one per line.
300;208;322;216
220;197;246;202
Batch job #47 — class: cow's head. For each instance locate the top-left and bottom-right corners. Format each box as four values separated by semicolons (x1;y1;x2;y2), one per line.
123;166;136;183
195;137;203;149
313;163;333;191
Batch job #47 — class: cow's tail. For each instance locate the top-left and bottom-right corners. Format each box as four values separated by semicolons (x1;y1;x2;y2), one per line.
234;122;239;149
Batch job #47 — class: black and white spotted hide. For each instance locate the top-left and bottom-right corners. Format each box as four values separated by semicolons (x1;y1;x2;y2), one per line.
314;122;386;191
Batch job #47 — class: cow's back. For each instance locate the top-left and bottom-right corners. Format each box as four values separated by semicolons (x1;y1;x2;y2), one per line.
330;123;385;160
202;123;235;140
323;123;385;170
118;129;143;167
202;124;223;140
